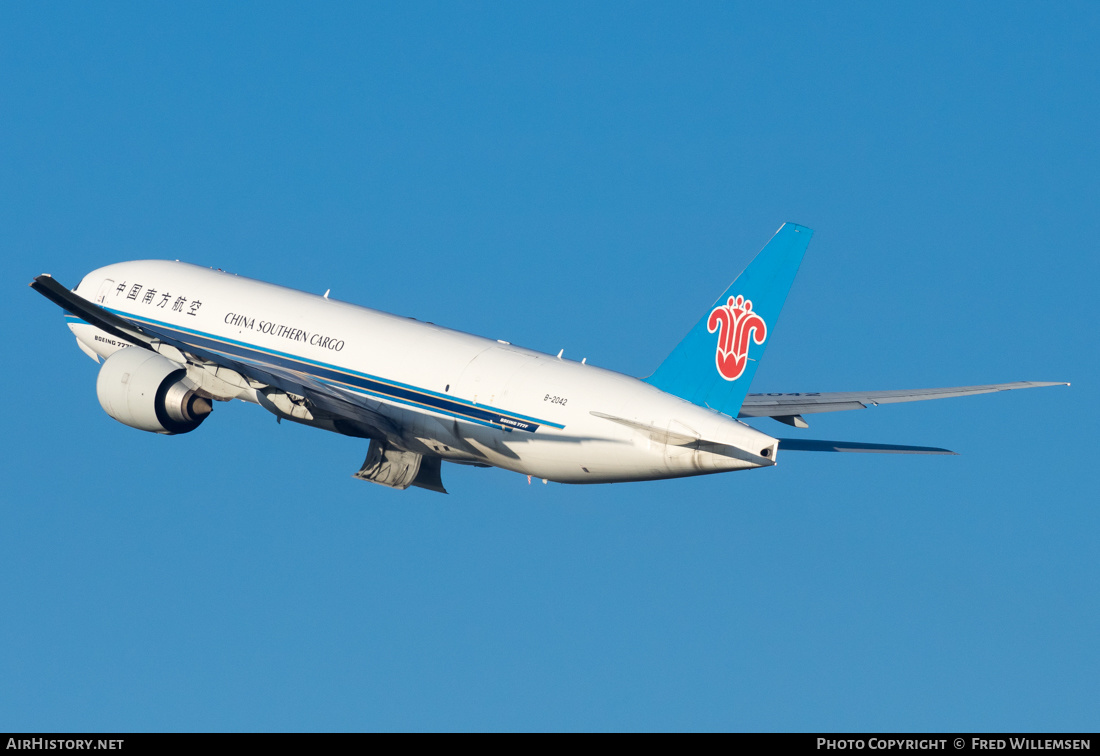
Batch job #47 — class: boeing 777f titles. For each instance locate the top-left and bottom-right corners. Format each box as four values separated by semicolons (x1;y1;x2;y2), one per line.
31;224;1066;493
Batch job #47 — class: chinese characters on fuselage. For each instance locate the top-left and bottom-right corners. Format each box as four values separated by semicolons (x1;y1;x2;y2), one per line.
114;281;202;317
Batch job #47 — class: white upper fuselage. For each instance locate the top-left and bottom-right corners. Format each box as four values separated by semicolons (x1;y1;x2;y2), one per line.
68;260;778;483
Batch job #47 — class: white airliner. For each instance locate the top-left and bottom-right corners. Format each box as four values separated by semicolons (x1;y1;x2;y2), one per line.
32;223;1066;493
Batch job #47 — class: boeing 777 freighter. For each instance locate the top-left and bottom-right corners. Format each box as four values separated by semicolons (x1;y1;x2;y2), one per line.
31;223;1066;493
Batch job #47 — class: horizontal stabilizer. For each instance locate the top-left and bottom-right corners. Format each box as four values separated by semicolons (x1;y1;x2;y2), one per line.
740;381;1069;419
778;438;956;454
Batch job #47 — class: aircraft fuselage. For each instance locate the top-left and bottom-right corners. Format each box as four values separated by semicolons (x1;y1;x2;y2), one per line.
68;260;779;484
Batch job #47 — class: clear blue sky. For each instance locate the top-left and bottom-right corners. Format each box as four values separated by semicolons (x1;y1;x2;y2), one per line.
2;2;1095;732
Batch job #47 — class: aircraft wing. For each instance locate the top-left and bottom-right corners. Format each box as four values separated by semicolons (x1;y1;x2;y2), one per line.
31;274;400;439
738;382;1068;425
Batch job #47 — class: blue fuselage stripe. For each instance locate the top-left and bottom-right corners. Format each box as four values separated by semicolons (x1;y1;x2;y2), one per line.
66;311;563;432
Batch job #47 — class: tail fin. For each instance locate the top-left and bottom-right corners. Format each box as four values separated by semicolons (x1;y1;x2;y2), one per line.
644;222;813;416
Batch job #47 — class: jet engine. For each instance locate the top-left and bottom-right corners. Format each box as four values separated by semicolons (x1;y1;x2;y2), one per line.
96;347;212;434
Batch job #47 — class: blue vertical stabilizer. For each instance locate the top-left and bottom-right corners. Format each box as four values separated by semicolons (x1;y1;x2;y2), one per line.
644;223;813;416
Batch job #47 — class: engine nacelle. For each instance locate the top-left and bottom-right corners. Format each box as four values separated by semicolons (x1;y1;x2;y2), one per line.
96;348;212;434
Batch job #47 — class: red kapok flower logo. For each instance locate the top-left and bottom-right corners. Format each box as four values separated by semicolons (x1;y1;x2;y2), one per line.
707;295;767;381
